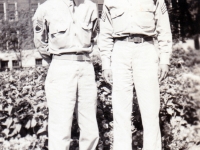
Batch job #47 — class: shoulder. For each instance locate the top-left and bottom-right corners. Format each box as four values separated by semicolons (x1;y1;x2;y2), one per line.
34;1;48;15
84;0;98;18
104;0;123;9
34;0;58;18
156;0;166;6
84;0;97;9
37;0;56;13
156;0;168;14
38;1;50;10
32;1;52;20
104;0;112;5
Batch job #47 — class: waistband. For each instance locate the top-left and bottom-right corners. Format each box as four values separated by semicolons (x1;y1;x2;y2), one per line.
115;34;153;43
53;53;90;61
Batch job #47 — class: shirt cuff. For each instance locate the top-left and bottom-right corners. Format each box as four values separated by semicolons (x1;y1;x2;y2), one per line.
159;53;170;65
101;56;111;70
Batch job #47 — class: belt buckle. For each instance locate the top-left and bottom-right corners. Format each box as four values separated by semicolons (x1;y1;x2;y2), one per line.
77;54;90;61
77;55;84;61
133;37;144;43
128;36;134;42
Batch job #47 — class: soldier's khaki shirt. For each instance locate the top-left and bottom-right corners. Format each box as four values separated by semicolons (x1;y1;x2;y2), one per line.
98;0;172;70
33;0;98;61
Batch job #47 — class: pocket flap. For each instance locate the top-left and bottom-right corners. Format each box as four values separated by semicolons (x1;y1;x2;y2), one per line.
81;22;93;30
50;23;69;34
140;3;155;12
110;9;124;19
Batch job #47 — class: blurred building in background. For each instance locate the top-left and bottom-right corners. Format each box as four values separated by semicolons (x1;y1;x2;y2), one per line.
0;0;46;20
97;0;103;17
0;0;46;70
0;0;199;70
0;0;104;21
0;0;104;70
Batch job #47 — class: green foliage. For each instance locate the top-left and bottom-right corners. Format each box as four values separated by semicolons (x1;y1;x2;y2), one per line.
0;48;200;150
166;0;200;40
159;48;200;150
0;11;34;52
94;48;200;150
0;2;200;149
0;67;48;150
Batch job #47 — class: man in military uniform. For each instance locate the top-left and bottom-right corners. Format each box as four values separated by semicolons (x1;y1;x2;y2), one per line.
98;0;172;150
33;0;99;149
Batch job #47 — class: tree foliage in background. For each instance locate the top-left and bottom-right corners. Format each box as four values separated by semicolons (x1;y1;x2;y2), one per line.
166;0;200;41
0;10;34;52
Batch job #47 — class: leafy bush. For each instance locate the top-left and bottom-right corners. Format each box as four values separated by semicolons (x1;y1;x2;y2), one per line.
0;67;48;149
0;47;200;150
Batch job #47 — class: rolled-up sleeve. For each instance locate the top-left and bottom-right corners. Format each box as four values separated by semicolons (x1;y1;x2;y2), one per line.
32;6;51;63
98;4;114;70
155;0;172;65
91;3;98;41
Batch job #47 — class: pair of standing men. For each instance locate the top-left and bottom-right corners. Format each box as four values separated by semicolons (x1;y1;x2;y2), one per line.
33;0;172;150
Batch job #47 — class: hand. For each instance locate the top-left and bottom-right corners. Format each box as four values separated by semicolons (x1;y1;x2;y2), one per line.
90;47;100;57
102;69;113;85
159;64;169;82
89;47;101;62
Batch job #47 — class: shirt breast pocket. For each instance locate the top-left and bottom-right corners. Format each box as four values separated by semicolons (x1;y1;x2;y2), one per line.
80;22;93;47
136;3;155;29
49;22;70;49
110;9;127;33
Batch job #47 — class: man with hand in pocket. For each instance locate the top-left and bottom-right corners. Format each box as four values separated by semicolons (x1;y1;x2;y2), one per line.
33;0;99;149
98;0;172;150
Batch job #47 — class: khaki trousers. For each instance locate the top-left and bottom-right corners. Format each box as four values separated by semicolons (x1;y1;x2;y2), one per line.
112;41;161;150
45;59;99;150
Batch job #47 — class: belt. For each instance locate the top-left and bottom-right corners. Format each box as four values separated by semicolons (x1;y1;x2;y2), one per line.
53;53;90;61
115;34;153;43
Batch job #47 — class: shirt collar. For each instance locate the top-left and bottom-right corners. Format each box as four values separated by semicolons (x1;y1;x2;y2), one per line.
61;0;73;7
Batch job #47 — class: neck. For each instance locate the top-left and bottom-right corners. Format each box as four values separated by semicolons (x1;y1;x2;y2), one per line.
73;0;84;5
60;0;84;5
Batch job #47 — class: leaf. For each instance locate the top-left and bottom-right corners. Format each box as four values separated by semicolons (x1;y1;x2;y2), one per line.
166;100;175;108
167;88;176;95
25;120;31;129
16;124;22;132
36;102;47;109
102;87;111;93
166;107;174;115
36;90;45;98
37;121;47;134
6;98;12;104
9;75;14;82
0;104;3;111
7;105;13;115
23;85;32;91
31;117;37;128
2;117;13;128
0;116;6;120
7;127;18;138
2;129;9;137
0;137;3;143
103;124;108;129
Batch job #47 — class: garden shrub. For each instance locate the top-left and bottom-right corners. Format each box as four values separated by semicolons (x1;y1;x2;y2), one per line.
0;47;200;150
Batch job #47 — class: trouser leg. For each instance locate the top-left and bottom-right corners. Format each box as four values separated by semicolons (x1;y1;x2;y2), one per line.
111;41;134;150
132;42;161;150
45;59;78;150
77;62;99;150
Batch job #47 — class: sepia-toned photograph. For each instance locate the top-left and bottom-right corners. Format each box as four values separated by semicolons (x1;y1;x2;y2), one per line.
0;0;200;150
